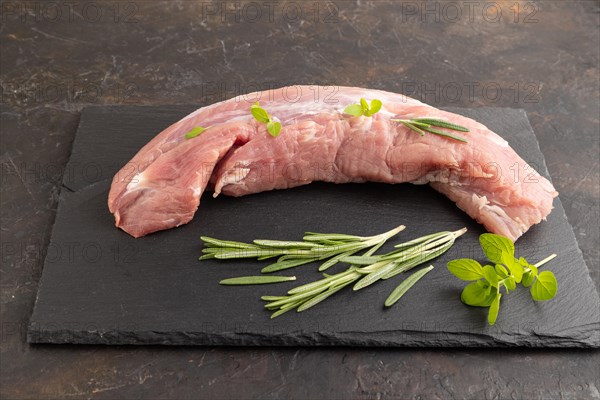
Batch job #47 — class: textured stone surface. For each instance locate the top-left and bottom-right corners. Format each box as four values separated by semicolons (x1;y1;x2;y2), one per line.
2;1;599;398
26;106;600;348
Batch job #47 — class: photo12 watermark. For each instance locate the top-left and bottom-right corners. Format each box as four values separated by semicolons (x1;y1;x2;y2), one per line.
1;159;120;187
200;82;341;104
399;1;539;24
0;1;140;24
400;81;542;104
198;1;339;24
1;80;138;106
193;81;542;105
1;239;141;266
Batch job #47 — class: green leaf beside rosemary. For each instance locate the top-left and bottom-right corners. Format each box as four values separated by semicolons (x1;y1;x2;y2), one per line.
391;118;469;143
447;233;558;325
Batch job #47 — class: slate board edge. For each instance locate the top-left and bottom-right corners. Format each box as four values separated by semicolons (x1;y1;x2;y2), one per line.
27;327;600;348
27;105;600;348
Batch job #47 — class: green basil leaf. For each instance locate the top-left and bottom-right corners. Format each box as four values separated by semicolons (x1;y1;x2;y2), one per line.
518;257;529;267
530;271;558;301
521;263;538;287
505;276;516;291
365;99;382;116
521;271;534;287
480;233;515;264
528;263;538;276
504;257;524;283
344;104;363;116
488;292;502;325
447;259;485;281
461;281;495;307
495;264;509;279
482;265;498;287
267;121;282;137
251;103;270;123
184;126;206;139
359;98;369;112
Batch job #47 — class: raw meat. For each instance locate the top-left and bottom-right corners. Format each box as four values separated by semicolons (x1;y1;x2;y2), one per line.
108;86;558;240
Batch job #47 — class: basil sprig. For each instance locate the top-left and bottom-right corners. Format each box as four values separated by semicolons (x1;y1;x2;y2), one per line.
447;233;558;325
251;102;282;137
344;98;382;117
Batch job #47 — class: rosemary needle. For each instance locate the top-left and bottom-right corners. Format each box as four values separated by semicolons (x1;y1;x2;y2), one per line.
219;276;296;285
384;265;434;307
391;118;469;143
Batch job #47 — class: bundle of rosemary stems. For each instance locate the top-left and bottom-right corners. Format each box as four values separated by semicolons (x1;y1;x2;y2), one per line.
200;226;466;318
201;225;406;273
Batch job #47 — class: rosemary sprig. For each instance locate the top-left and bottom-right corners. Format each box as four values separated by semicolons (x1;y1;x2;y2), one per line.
200;225;406;273
262;228;466;318
391;118;469;143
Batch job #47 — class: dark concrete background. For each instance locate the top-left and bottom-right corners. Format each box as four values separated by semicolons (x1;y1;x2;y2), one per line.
1;1;598;399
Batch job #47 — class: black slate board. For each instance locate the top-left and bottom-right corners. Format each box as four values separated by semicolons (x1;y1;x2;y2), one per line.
28;106;600;347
